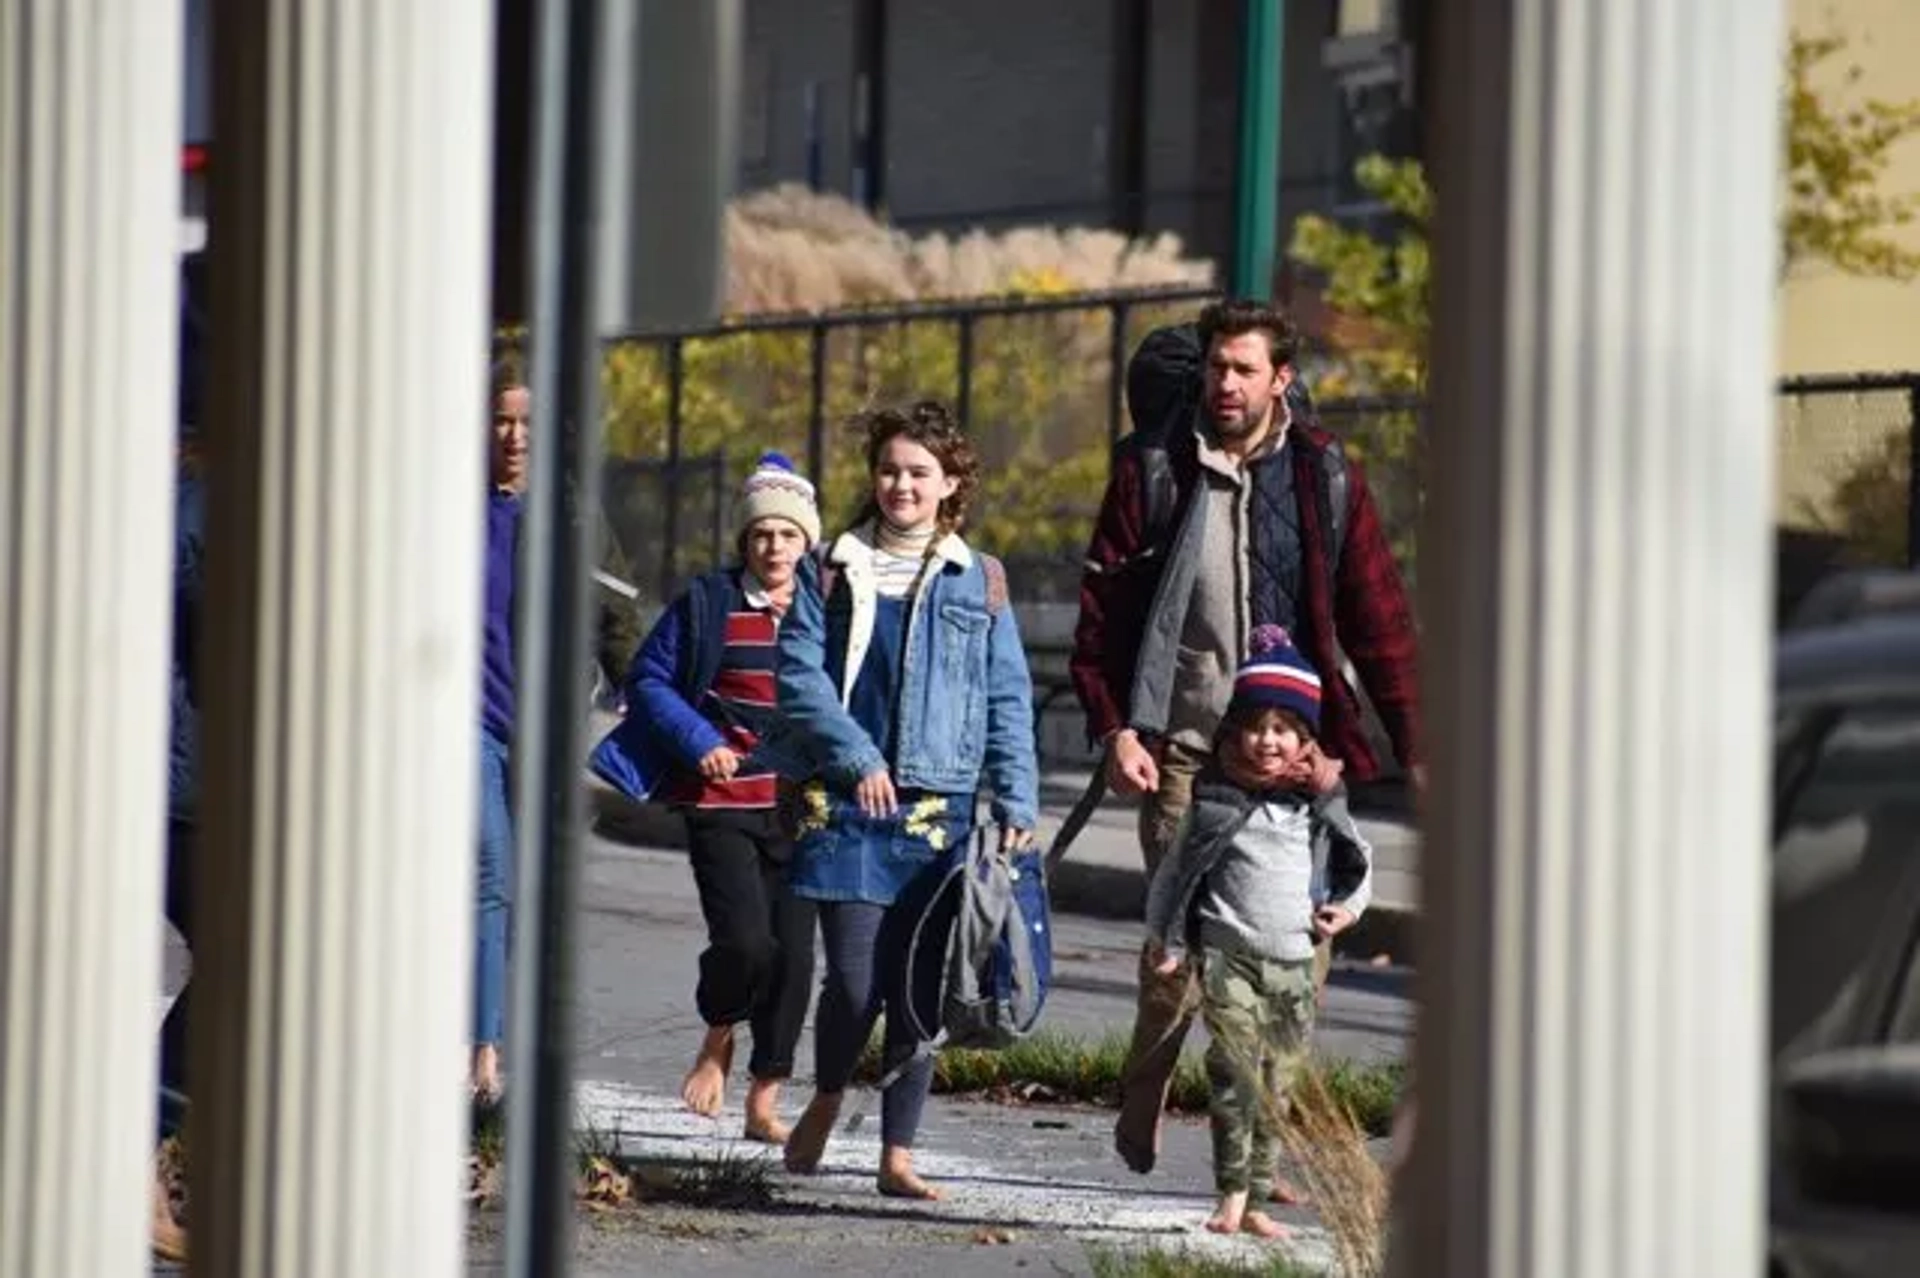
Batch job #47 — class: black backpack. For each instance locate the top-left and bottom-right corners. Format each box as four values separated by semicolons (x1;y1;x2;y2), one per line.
1123;322;1344;561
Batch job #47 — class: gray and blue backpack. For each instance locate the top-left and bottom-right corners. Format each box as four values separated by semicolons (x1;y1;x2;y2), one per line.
898;825;1054;1059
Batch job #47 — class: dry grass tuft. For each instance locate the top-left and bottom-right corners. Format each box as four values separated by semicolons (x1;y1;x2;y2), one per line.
1274;1066;1390;1278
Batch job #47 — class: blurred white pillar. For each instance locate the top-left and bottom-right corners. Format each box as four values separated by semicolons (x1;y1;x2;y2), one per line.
0;4;182;1275
191;0;492;1272
1400;0;1783;1275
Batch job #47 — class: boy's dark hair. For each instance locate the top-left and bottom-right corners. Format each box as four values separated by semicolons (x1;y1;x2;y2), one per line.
490;347;529;397
1195;298;1300;370
851;400;980;533
1216;700;1315;748
734;520;805;563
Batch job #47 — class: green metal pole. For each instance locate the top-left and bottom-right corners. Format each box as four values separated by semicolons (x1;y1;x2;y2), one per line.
1233;0;1283;300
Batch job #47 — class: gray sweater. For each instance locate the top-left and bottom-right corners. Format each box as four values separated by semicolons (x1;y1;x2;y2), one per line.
1146;777;1374;966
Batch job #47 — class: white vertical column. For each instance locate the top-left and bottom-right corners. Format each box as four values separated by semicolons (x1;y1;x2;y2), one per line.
0;4;182;1276
1400;0;1783;1275
191;0;493;1272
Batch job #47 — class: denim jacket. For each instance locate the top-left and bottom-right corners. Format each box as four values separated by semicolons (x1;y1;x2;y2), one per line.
777;526;1040;832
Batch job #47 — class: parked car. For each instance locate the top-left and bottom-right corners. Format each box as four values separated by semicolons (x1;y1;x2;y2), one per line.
1769;571;1920;1277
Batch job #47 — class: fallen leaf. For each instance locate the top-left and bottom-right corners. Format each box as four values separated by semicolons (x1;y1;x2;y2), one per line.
973;1227;1016;1245
579;1155;631;1207
466;1154;502;1206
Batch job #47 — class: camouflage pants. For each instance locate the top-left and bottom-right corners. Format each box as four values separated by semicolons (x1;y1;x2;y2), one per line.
1199;946;1317;1197
1116;740;1328;1170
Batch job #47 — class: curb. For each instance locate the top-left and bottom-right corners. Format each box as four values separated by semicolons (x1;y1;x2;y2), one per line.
590;788;1419;966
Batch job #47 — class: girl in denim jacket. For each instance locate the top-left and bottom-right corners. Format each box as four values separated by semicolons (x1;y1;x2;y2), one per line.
776;402;1039;1200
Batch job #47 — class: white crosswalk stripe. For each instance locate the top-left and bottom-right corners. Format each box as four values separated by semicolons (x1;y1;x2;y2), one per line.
573;1078;1341;1272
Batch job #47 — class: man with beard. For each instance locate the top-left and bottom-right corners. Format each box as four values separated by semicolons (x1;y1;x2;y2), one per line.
1069;299;1422;1182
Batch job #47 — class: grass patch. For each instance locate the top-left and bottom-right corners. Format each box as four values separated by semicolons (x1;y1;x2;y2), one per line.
391;1097;799;1216
854;1025;1175;1107
852;1023;1405;1138
623;1149;778;1211
1315;1059;1407;1140
1087;1244;1321;1278
574;1114;625;1170
471;1096;508;1166
469;1104;777;1214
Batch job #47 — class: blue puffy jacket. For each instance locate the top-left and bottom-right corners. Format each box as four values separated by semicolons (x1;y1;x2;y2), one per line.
169;471;206;822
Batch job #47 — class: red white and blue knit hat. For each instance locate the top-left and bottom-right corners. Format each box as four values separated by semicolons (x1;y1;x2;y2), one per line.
739;451;821;547
1227;624;1323;733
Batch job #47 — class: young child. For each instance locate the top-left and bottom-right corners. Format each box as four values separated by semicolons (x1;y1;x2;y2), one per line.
1143;624;1373;1239
617;452;823;1143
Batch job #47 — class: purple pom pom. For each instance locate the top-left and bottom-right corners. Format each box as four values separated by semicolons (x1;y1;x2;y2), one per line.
1247;624;1293;656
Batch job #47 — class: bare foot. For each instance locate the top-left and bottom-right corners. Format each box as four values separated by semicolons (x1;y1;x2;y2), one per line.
1241;1209;1291;1240
680;1026;733;1118
743;1077;790;1144
783;1093;841;1173
470;1043;503;1103
877;1146;943;1201
1268;1175;1309;1206
1205;1190;1249;1235
741;1082;787;1136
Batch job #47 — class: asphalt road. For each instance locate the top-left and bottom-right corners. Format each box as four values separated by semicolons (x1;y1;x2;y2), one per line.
159;810;1413;1276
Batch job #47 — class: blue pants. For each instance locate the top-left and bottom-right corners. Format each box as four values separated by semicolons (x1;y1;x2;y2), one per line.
811;841;966;1151
158;818;195;1138
475;729;515;1046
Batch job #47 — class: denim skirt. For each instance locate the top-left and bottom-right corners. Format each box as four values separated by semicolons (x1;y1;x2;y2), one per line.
785;781;974;905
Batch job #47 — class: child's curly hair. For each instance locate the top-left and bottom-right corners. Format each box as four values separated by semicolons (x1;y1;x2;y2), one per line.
852;400;980;533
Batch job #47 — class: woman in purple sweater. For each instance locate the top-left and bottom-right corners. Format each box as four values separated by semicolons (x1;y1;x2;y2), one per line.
474;354;639;1101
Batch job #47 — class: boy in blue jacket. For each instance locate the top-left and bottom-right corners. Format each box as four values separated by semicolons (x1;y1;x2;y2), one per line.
610;453;822;1142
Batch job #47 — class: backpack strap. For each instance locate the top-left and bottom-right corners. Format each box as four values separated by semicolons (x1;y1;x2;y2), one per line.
979;552;1009;616
1141;442;1179;549
1320;442;1350;579
877;848;971;1088
812;543;840;605
817;542;1005;614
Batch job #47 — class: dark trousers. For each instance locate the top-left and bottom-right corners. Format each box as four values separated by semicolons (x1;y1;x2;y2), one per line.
159;818;195;1136
685;809;816;1080
812;897;943;1149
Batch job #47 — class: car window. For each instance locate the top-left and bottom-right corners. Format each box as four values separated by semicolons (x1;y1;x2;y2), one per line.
1880;735;1920;1045
1772;703;1920;1062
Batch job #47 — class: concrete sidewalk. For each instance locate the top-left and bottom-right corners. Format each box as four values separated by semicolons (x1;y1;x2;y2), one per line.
521;830;1405;1274
157;769;1411;1276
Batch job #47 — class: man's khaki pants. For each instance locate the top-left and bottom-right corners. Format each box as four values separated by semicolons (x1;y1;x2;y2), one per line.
1114;740;1331;1172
